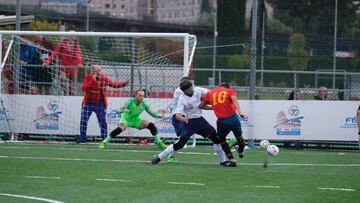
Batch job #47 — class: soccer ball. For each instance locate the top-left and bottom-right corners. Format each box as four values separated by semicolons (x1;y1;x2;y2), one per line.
259;139;270;149
266;145;279;157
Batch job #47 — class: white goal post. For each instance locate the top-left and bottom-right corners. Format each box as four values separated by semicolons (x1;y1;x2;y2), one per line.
0;30;197;145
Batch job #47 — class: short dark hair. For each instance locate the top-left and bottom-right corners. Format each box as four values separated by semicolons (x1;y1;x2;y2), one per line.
219;82;230;88
180;79;193;90
134;89;146;96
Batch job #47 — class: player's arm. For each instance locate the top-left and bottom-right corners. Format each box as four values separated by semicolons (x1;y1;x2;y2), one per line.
174;99;188;123
116;99;131;114
103;75;129;88
199;91;213;110
144;103;162;118
231;95;248;120
175;113;188;123
199;102;212;110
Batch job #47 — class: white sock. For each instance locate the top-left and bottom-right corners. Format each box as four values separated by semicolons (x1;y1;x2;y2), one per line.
168;151;178;158
213;144;226;163
158;144;175;160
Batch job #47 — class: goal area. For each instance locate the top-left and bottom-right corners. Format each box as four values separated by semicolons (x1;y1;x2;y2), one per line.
0;31;197;144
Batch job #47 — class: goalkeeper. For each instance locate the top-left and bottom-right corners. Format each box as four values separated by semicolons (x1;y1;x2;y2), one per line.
99;89;167;149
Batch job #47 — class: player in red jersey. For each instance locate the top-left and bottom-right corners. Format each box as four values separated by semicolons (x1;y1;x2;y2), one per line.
202;83;248;158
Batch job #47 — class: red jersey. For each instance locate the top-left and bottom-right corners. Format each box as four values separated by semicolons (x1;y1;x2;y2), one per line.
82;74;127;107
44;39;83;77
203;87;237;119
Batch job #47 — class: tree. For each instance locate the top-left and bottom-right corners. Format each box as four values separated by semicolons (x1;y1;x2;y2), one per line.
27;19;61;31
268;0;360;36
217;0;246;37
288;33;309;90
197;11;214;26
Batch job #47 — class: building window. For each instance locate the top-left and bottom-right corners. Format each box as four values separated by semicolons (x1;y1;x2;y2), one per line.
105;4;110;9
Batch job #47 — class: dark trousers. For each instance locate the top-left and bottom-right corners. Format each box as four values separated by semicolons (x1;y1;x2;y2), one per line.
79;102;107;142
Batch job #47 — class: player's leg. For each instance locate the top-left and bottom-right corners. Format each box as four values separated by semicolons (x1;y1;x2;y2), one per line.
79;104;93;143
194;117;235;167
140;120;167;150
167;115;185;163
99;121;126;149
231;116;245;158
216;119;237;162
151;128;191;165
94;102;107;140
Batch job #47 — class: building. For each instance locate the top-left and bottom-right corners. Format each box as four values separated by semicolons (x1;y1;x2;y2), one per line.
88;0;206;24
41;2;79;15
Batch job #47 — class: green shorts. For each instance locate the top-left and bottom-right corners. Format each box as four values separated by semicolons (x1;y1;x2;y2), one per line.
120;116;144;129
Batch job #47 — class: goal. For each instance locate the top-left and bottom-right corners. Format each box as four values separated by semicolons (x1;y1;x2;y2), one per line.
0;31;197;144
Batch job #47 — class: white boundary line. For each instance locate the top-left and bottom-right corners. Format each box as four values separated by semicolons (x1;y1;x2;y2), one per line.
0;192;64;203
96;178;132;182
0;155;360;167
25;176;61;180
243;185;280;189
317;187;356;192
167;181;205;186
0;146;212;155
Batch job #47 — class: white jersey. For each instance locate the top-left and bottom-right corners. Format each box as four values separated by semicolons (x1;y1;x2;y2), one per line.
174;87;208;119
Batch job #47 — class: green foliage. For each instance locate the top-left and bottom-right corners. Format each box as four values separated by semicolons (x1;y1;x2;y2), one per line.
26;19;61;31
267;19;293;33
268;0;360;36
77;37;98;52
0;25;15;30
197;11;214;26
217;0;246;37
227;54;249;69
287;33;309;71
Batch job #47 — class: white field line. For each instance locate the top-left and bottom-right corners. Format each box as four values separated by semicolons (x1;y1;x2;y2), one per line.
167;181;205;186
0;192;64;203
317;187;356;192
0;146;212;155
25;176;61;180
0;155;360;167
96;178;132;182
2;145;360;157
243;185;280;189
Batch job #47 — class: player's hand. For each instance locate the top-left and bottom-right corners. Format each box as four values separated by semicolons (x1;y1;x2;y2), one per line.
123;80;129;86
119;107;130;113
183;116;189;124
239;113;248;121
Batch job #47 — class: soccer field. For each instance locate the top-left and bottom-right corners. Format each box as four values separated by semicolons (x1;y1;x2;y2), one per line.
0;143;359;203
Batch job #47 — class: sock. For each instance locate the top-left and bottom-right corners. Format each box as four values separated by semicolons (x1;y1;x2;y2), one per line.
102;136;112;144
158;144;175;160
221;142;234;160
213;144;226;163
153;134;162;144
168;151;178;158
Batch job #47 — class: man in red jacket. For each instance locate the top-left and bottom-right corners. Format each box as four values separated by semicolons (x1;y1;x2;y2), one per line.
79;65;129;143
43;34;83;95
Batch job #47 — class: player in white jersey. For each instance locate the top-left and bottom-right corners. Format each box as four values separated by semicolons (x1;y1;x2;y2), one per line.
151;79;235;167
167;77;209;163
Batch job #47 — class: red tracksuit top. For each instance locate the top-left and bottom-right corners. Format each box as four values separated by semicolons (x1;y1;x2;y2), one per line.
81;74;127;107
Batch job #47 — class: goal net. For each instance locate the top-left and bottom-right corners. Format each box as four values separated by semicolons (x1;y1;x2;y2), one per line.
0;31;197;144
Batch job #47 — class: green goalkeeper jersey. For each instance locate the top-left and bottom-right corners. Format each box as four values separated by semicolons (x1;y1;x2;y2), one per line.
121;98;159;121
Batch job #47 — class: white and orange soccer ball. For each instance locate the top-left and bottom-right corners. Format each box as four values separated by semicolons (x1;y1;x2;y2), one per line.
259;139;270;149
266;145;279;157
